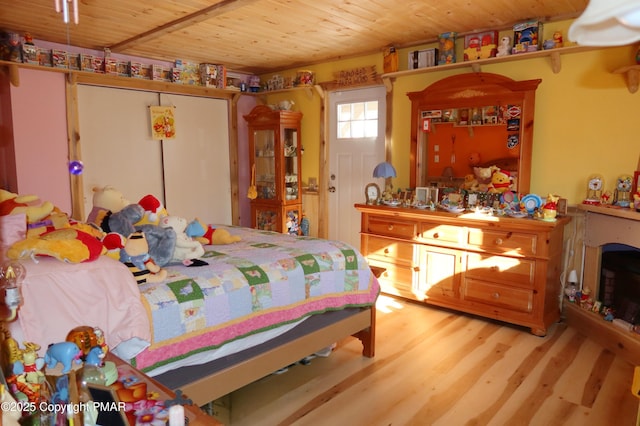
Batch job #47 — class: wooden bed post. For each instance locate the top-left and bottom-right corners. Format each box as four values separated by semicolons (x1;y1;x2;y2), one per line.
354;306;376;358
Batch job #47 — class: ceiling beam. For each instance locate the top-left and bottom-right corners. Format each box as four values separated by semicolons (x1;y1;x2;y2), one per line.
109;0;261;52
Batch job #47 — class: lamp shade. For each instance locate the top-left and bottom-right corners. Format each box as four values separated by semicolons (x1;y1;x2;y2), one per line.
373;162;397;178
568;0;640;46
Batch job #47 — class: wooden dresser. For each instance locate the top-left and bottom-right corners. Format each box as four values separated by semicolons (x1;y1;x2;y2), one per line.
356;204;570;336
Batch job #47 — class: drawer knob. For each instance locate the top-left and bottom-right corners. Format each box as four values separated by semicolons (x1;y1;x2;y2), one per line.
490;265;499;272
433;232;440;239
387;224;394;231
384;248;390;254
492;292;500;299
495;238;503;245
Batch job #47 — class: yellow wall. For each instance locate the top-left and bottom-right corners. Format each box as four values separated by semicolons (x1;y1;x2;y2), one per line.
263;20;640;205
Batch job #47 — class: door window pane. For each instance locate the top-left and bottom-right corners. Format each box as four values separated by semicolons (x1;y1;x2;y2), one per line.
337;101;378;139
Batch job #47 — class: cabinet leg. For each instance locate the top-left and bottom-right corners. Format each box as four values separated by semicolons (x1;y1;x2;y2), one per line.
531;327;547;337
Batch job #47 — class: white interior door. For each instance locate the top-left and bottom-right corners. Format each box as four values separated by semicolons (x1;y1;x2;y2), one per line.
328;86;386;248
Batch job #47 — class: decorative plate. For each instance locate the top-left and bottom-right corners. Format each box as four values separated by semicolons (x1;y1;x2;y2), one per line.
413;204;428;209
445;206;465;213
521;194;542;214
384;200;401;207
507;210;528;218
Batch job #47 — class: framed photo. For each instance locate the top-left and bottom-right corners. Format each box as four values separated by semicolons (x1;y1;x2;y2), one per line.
634;171;640;194
86;383;128;426
365;183;380;204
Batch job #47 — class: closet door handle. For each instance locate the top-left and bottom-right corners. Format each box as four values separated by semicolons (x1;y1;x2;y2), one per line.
387;224;394;231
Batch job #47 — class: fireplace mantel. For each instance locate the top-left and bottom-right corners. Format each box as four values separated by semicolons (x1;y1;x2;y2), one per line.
580;204;640;295
564;204;640;365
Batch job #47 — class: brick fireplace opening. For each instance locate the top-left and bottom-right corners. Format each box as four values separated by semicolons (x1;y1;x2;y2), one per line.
564;205;640;365
600;247;640;324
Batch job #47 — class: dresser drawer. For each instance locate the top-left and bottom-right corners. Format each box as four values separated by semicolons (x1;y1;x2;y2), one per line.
364;236;415;265
366;216;417;240
368;260;417;300
467;228;537;256
419;222;463;245
465;252;535;288
463;278;533;313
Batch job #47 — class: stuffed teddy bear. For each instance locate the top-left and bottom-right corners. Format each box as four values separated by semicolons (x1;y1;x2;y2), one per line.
0;189;55;223
186;218;241;245
461;174;479;191
160;215;205;264
473;166;497;192
119;231;167;284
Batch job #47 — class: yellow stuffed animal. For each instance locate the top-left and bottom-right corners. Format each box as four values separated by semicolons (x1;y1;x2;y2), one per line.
0;189;54;223
190;218;241;245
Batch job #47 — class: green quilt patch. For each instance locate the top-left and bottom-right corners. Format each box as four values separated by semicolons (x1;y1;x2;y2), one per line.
341;248;358;270
202;250;224;258
237;265;270;285
251;243;277;249
296;254;320;275
167;279;204;303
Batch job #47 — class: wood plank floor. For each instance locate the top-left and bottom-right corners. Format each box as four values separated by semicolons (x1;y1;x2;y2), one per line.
209;295;638;425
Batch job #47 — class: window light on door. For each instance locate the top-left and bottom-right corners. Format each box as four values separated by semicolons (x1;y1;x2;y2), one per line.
337;101;378;138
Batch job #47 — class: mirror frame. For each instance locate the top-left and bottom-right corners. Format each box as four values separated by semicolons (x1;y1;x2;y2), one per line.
407;72;541;195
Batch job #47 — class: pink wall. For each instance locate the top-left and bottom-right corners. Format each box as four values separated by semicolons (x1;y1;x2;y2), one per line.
11;68;71;212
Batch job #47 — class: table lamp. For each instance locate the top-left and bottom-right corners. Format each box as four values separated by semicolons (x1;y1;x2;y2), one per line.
373;161;397;198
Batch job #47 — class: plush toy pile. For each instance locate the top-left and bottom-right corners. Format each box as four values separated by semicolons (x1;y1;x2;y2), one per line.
1;185;242;284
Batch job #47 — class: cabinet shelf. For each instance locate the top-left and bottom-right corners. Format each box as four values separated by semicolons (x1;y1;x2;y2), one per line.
381;45;600;90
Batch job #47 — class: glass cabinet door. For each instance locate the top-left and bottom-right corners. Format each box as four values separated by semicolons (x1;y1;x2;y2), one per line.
283;127;299;202
254;129;276;200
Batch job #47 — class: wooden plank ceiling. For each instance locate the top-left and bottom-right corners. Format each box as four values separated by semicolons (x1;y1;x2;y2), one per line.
0;0;589;74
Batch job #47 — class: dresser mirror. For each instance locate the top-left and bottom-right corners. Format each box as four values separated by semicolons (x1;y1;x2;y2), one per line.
408;73;541;197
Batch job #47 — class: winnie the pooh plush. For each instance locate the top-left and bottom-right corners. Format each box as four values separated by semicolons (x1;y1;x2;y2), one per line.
0;189;54;223
186;218;241;245
119;231;167;284
488;168;513;194
136;194;168;226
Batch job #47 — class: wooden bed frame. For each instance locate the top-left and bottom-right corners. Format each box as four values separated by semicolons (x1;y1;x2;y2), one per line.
154;306;376;406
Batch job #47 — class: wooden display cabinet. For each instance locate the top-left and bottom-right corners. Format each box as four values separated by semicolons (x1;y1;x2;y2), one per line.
407;72;541;194
245;105;303;234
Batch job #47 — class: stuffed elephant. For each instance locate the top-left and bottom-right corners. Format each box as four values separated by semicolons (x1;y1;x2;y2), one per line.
45;342;83;374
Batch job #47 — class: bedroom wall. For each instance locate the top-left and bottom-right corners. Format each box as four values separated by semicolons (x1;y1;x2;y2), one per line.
1;69;71;212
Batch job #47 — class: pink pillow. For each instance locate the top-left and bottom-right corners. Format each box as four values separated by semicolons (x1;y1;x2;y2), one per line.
0;213;26;256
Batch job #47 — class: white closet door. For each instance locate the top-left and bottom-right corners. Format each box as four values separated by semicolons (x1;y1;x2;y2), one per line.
160;93;231;225
77;85;163;219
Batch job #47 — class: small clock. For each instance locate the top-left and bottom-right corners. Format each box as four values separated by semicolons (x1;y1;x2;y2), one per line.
584;174;604;205
365;183;380;205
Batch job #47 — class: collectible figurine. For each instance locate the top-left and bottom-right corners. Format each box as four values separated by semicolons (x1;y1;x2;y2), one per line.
496;36;511;57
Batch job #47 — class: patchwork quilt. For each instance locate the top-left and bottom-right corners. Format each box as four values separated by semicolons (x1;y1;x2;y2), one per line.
131;226;380;373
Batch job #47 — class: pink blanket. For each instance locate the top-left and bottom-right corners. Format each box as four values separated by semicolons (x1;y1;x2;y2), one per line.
15;256;150;354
